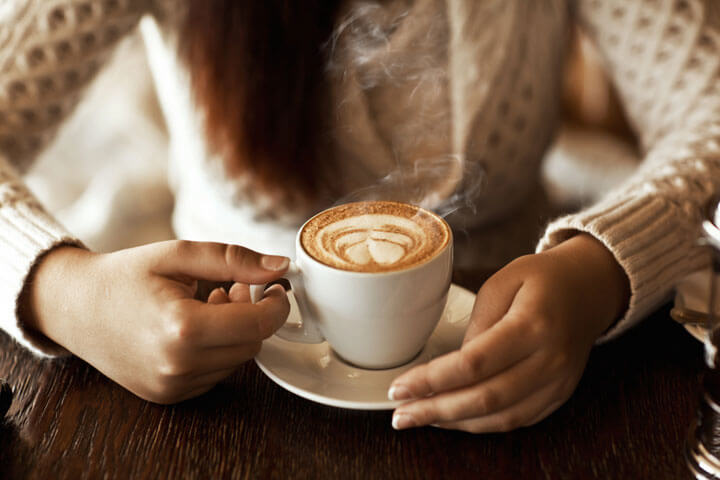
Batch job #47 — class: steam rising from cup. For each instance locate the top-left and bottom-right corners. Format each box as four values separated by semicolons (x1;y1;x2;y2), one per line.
324;2;486;219
334;154;485;219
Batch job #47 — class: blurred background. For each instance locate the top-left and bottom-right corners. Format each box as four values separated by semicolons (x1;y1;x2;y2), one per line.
24;28;640;253
24;32;174;253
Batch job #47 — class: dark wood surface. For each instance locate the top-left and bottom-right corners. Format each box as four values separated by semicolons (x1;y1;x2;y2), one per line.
0;276;705;479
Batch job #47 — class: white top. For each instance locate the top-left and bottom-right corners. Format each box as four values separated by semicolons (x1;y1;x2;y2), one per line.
139;16;298;258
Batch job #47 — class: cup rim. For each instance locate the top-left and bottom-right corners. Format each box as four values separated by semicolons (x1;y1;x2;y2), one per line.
294;201;453;278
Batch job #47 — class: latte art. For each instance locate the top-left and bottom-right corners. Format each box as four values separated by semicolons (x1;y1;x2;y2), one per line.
301;201;450;272
317;214;427;268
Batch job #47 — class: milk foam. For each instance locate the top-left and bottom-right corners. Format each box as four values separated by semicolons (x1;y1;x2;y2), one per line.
311;214;428;269
301;201;450;272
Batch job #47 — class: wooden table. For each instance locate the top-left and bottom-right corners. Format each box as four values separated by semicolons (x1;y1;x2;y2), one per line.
0;279;705;479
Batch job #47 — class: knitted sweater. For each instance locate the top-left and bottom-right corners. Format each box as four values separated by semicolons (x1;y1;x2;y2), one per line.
1;0;719;356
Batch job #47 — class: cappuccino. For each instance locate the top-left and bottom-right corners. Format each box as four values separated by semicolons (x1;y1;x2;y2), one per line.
300;201;450;273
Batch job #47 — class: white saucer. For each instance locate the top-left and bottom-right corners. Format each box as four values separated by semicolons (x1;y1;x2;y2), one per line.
255;283;476;410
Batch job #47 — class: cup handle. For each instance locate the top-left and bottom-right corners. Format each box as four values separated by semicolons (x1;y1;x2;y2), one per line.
249;262;325;344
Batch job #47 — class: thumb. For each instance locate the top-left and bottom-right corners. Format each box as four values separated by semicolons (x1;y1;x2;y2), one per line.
463;272;523;345
147;240;289;284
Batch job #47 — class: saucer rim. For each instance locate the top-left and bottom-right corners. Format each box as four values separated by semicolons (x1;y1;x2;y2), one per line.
254;354;403;410
254;283;475;411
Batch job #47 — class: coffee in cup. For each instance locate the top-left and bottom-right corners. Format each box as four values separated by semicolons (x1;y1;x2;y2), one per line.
300;200;450;273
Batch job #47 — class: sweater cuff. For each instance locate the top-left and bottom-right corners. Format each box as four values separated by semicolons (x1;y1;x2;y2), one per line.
536;194;707;342
0;201;84;357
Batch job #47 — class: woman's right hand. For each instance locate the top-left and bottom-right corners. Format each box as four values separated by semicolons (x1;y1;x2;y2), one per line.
22;241;291;404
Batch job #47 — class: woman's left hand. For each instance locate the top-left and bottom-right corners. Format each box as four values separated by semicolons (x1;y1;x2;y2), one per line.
388;233;630;433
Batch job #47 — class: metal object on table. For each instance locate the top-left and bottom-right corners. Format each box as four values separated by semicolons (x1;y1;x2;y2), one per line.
672;306;711;329
687;197;720;480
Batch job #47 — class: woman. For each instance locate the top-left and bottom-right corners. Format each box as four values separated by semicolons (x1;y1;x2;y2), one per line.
1;0;718;433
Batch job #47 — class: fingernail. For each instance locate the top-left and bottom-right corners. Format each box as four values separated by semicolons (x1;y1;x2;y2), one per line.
388;384;412;401
261;255;289;271
392;413;416;430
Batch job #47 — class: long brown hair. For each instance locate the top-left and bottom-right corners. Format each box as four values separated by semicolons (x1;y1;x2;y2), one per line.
181;1;343;209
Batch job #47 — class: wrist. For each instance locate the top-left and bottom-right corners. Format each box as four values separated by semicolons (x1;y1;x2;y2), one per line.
548;233;631;334
19;245;97;349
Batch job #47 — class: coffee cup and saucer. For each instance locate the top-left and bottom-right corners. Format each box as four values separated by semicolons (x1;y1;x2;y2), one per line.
251;201;476;410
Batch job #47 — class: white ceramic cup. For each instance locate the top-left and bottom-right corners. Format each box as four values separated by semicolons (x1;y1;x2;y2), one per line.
250;204;453;369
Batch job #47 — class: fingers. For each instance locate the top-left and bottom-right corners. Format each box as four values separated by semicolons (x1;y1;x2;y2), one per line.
174;355;259;403
391;351;547;427
208;283;252;304
193;343;262;372
208;287;230;304
229;283;251;303
389;312;535;401
147;240;289;284
172;367;242;403
169;284;290;347
429;383;566;433
169;385;216;404
188;367;239;388
147;356;253;405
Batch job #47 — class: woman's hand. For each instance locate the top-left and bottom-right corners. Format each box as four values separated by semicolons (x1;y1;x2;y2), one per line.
22;241;291;404
388;233;630;433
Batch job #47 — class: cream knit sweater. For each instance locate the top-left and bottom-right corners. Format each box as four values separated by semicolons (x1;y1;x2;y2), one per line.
1;0;719;356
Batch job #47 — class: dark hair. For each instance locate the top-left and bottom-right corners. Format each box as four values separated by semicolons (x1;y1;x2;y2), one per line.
181;1;343;209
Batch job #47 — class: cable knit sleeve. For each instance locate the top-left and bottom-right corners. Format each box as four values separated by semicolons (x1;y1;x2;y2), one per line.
0;0;149;356
537;0;720;340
